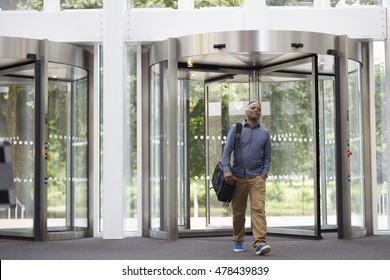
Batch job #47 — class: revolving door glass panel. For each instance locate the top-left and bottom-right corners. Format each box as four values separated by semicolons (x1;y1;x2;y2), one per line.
176;72;252;231
319;77;337;229
348;60;365;233
0;63;36;237
177;58;322;237
259;68;320;236
149;62;166;233
47;62;89;231
206;76;250;229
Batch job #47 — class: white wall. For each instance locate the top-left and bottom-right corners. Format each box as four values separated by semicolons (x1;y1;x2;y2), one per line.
0;6;386;43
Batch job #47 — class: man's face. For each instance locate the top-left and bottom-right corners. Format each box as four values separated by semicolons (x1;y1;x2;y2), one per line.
246;102;261;120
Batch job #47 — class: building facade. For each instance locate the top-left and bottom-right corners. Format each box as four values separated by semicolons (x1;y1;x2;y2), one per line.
0;0;389;241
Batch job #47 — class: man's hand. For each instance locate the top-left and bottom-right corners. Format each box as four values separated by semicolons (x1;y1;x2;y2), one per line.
224;172;236;185
260;174;267;181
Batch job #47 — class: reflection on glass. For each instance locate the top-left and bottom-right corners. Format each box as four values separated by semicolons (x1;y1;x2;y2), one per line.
319;79;337;228
186;77;206;229
331;0;382;7
195;0;244;8
150;63;165;231
0;0;43;10
47;79;68;229
0;71;35;236
177;74;189;228
128;0;178;9
262;79;316;229
207;81;250;228
348;62;365;230
374;41;388;231
61;0;102;10
73;77;88;228
47;63;89;231
266;0;313;7
125;45;138;232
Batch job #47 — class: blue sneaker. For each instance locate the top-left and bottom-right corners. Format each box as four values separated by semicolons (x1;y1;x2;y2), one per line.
255;243;271;255
233;242;244;252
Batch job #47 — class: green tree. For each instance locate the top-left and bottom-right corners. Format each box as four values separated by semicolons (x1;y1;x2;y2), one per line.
189;82;205;178
195;0;244;8
130;0;244;8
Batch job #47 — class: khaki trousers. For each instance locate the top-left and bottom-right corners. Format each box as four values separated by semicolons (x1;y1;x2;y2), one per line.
231;176;267;248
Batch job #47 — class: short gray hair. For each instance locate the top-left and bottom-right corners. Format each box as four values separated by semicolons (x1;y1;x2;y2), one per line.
247;100;260;108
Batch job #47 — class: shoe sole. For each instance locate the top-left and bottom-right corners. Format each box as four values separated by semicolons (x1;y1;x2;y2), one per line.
233;249;244;252
256;245;271;255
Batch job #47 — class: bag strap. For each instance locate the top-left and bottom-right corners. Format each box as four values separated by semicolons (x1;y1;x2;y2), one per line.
234;122;242;150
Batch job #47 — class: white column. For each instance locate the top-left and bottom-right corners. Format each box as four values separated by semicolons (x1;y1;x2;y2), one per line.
102;0;126;239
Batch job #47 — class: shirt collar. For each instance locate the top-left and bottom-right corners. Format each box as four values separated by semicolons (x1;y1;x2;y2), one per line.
243;120;260;128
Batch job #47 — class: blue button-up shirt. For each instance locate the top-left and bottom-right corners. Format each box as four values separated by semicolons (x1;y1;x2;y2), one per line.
221;121;272;178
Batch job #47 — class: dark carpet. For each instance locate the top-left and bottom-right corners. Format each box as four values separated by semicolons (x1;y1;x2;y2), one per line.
1;232;390;260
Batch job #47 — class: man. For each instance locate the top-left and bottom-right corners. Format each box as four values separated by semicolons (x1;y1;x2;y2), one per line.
221;100;272;255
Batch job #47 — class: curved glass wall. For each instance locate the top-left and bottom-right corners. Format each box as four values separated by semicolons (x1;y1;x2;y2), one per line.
150;62;166;233
47;63;89;232
0;37;92;240
125;45;138;233
348;60;365;233
374;41;389;232
0;63;35;234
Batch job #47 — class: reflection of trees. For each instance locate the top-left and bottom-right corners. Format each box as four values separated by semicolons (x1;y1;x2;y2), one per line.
266;0;380;7
3;0;382;11
375;62;386;185
131;0;244;8
0;83;35;217
267;81;314;181
47;78;89;218
189;82;205;180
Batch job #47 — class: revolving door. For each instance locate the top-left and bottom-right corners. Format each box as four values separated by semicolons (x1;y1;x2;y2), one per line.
0;37;93;240
147;30;368;240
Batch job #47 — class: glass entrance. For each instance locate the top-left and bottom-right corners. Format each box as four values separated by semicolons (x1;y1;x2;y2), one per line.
258;57;321;236
0;37;92;240
148;30;366;240
173;56;324;237
47;63;89;234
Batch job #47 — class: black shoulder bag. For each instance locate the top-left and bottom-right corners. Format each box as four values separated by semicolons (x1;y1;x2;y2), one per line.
211;123;242;203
